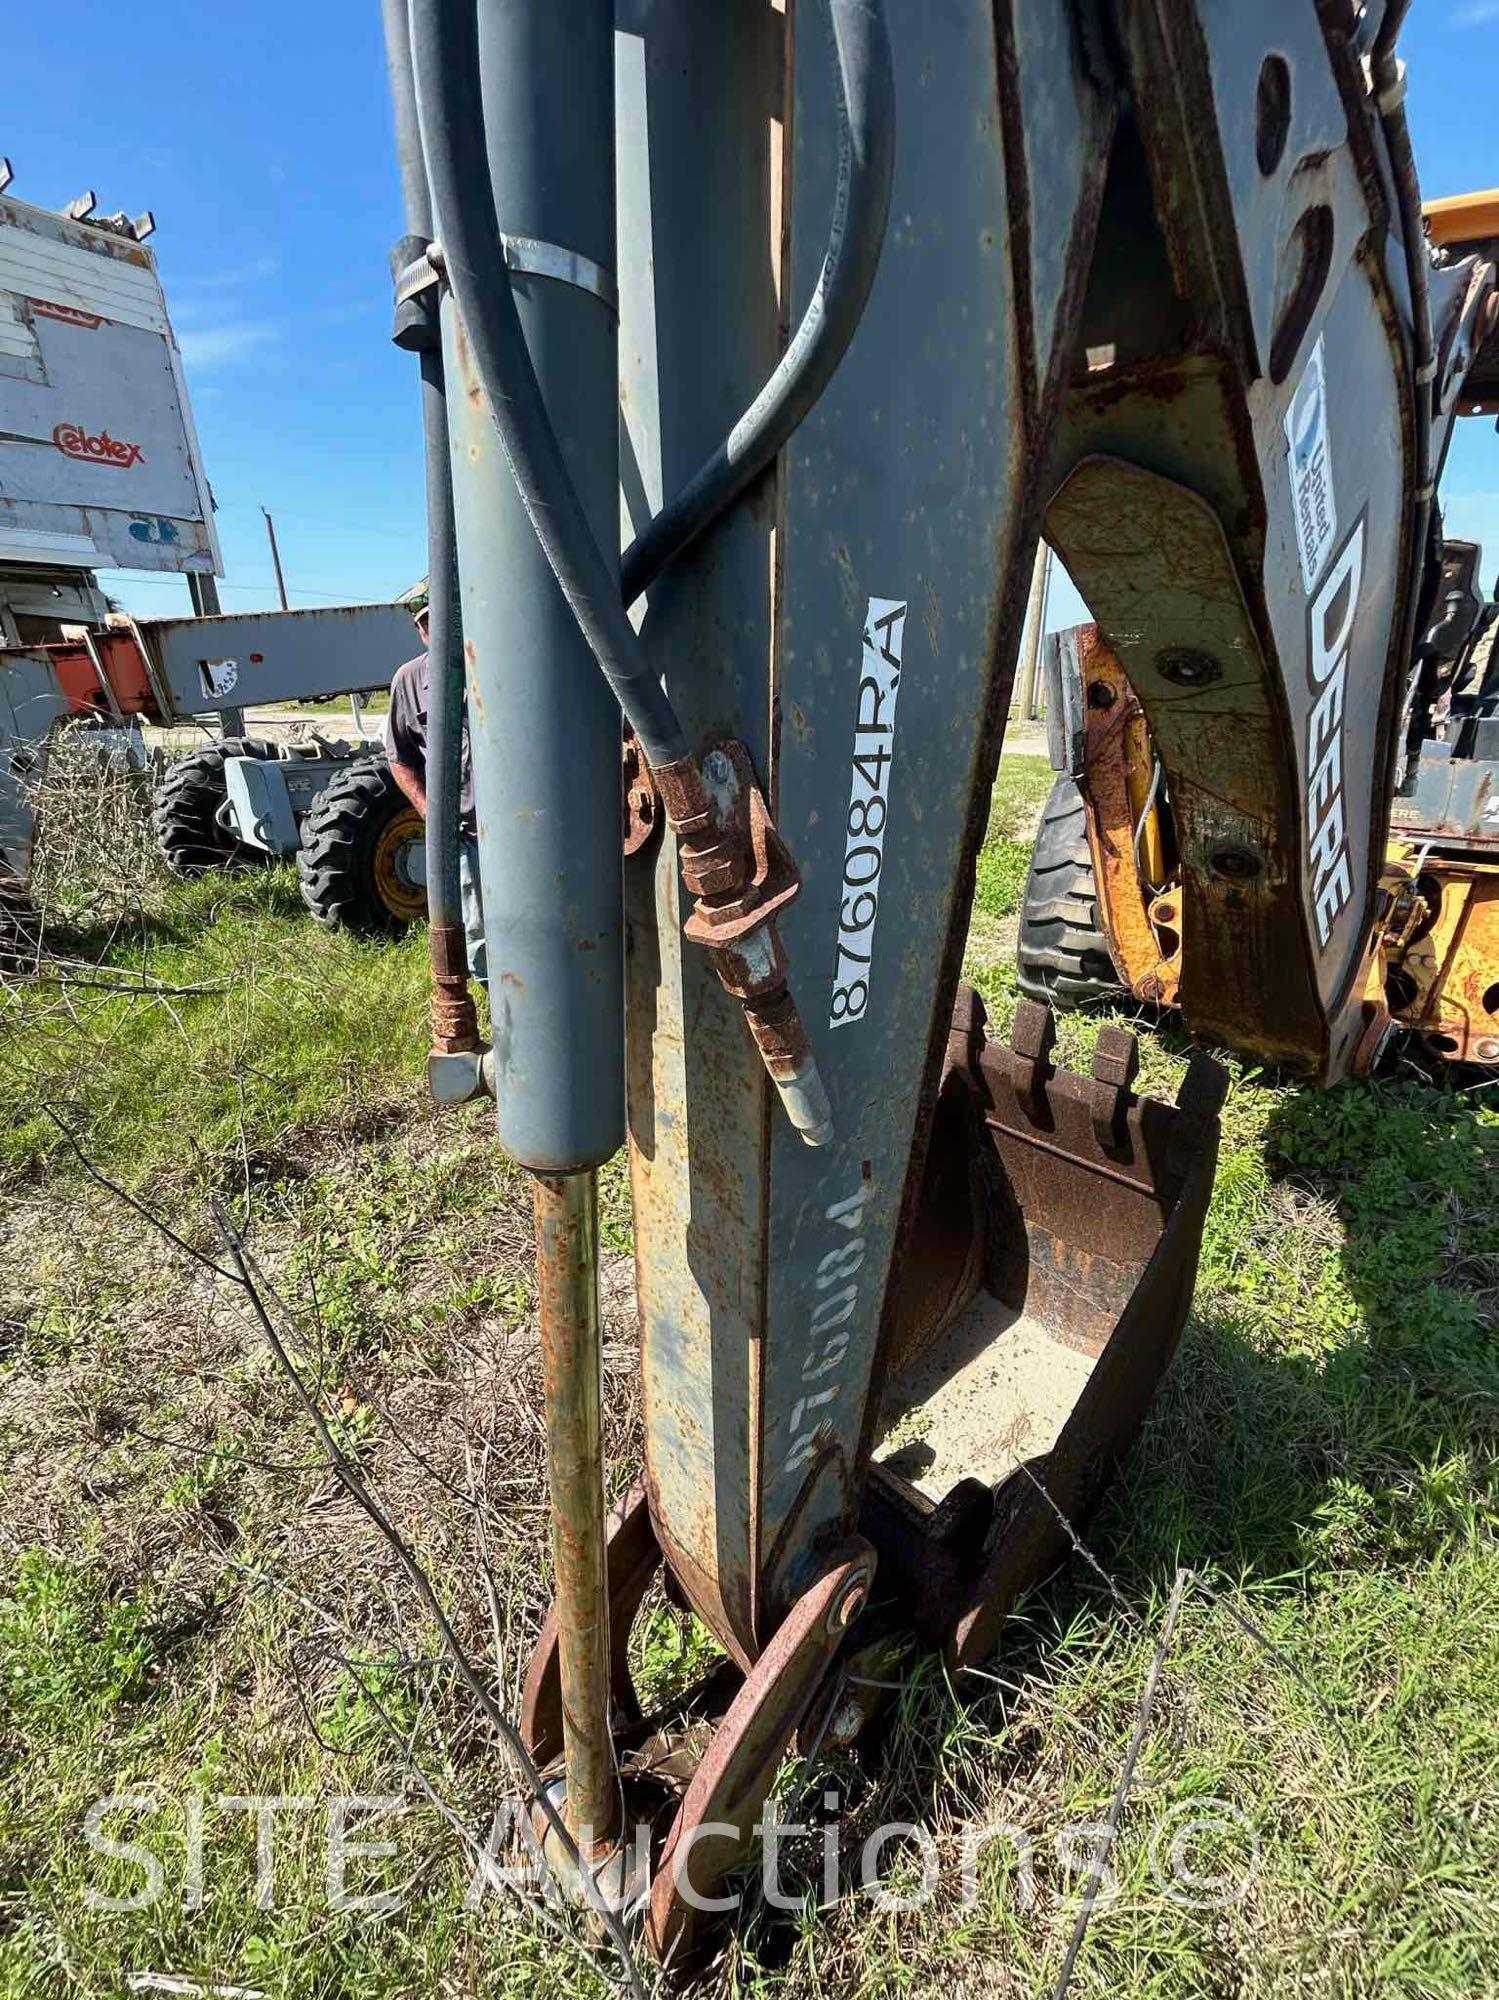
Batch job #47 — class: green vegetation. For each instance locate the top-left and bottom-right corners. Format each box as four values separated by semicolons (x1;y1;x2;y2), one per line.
2;751;1496;1996
2;869;431;1195
968;756;1055;961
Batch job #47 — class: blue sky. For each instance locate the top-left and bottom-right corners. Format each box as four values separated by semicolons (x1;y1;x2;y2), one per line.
5;2;1498;626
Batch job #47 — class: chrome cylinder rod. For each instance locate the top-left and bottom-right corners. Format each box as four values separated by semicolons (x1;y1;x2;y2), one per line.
532;1169;619;1850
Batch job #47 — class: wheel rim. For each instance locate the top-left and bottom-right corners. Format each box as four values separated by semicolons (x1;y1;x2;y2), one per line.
372;806;427;923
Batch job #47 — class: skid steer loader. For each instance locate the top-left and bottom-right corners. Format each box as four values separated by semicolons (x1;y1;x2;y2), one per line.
377;0;1493;1969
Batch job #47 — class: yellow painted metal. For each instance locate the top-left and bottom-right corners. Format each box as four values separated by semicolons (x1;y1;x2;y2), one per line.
1076;629;1181;1006
1122;706;1166;892
1381;845;1499;1064
1424;188;1499;249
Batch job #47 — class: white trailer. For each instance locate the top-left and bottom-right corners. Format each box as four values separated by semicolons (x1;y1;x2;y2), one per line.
0;194;220;579
0;191;422;939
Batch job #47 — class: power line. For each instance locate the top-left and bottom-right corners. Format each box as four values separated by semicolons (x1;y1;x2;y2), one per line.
107;568;385;600
215;500;423;547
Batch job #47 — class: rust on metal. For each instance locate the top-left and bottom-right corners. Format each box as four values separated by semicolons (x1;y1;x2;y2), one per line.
675;741;802;968
521;1479;662;1766
533;1170;620;1851
741;984;812;1082
1008;996;1057;1119
868;988;1225;1666
1389;761;1499;852
427;919;483;1056
651;736;828;1138
621;731;660;857
1075;627;1182;1007
1088;1024;1140;1153
515;990;1225;1966
1381;847;1499;1062
646;1539;876;1970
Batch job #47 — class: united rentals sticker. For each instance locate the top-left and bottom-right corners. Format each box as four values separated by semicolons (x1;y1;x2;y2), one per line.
1284;335;1337;590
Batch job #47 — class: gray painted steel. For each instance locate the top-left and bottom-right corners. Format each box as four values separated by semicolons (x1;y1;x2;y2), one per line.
134;604;416;716
1396;743;1499;845
757;0;1108;1613
622;0;1467;1645
1043;628;1087;780
621;0;1111;1647
441;0;625;1174
224;755;301;855
223;753;359;855
617;0;789;1654
0;648;68;884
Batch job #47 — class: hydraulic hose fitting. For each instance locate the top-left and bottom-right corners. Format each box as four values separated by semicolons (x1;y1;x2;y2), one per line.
426;919;492;1106
742;983;834;1147
428;920;482;1056
655;744;833;1148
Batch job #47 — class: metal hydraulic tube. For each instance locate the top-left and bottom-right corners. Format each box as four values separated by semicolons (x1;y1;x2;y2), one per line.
533;1171;618;1848
417;0;626;1870
379;0;475;1057
415;320;476;1054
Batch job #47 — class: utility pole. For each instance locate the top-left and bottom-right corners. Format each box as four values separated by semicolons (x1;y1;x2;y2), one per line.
1015;540;1053;723
262;507;289;611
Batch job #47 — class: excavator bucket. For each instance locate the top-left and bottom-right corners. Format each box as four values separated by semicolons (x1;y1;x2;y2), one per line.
867;991;1226;1670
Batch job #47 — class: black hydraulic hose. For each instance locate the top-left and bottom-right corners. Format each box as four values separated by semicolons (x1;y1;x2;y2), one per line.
619;0;894;610
409;0;689;770
380;0;431;237
1371;0;1413;75
380;0;465;942
1371;25;1436;708
411;0;894;764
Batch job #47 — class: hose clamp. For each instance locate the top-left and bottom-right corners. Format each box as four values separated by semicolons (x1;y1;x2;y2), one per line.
391;236;441;354
395;244;443;308
1375;57;1408;114
501;234;618;317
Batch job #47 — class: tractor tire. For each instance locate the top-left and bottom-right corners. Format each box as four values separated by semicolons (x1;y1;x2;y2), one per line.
296;757;426;934
1016;775;1126;1010
152;736;277;877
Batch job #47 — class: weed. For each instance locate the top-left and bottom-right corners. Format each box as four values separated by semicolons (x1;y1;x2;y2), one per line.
2;756;1497;1995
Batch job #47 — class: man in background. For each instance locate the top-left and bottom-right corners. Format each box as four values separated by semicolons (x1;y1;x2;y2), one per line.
384;597;486;986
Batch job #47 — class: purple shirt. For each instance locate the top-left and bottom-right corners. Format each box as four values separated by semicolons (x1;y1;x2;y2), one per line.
384;650;476;836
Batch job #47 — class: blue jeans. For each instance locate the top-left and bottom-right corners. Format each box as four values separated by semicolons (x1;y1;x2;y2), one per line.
459;837;487;989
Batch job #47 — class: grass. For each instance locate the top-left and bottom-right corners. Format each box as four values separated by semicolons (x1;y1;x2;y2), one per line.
2;750;1497;1996
260;694;392;720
